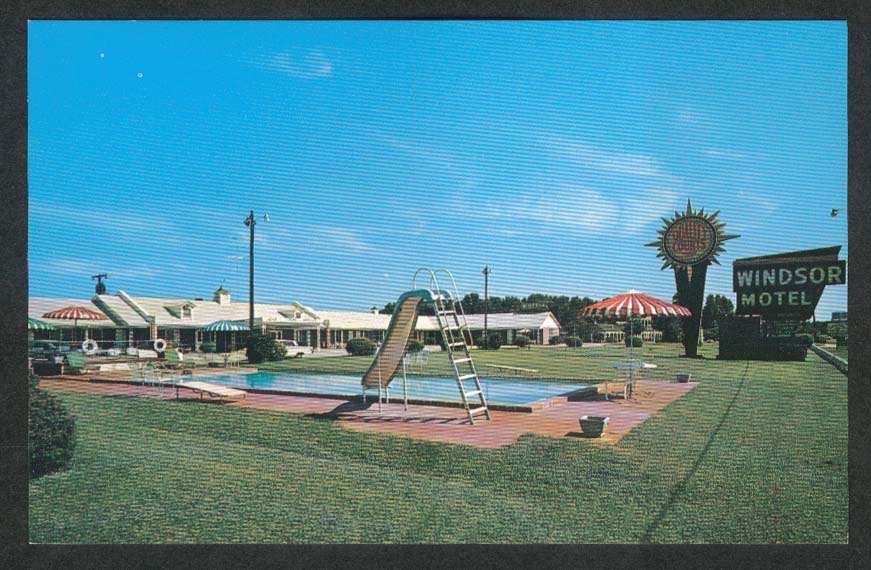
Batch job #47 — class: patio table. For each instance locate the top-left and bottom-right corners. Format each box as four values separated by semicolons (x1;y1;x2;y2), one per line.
605;361;657;400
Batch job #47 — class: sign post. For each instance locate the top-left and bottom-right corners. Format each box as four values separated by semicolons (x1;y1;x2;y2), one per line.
732;246;845;320
647;200;739;357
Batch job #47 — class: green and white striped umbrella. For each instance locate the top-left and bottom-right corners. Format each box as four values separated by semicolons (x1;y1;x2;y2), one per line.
28;317;56;331
199;320;250;332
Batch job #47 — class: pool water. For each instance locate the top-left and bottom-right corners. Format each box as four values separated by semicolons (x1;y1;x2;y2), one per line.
202;371;592;406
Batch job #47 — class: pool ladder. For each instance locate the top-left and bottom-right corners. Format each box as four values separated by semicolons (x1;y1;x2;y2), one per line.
414;268;491;424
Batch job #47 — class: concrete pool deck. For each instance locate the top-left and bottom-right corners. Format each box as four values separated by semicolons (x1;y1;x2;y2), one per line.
39;374;698;448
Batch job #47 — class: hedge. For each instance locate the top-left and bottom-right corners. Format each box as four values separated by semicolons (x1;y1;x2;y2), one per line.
346;337;377;356
513;334;531;348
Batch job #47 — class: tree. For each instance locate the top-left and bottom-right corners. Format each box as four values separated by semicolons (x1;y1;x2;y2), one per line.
376;291;600;333
461;293;484;314
245;335;286;363
622;318;646;337
701;294;735;330
575;319;602;341
455;292;597;333
652;315;683;343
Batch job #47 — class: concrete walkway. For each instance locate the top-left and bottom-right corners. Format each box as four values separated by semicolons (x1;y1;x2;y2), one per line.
40;376;698;448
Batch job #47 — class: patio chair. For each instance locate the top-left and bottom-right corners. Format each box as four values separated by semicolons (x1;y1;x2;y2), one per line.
136;362;180;395
64;351;100;375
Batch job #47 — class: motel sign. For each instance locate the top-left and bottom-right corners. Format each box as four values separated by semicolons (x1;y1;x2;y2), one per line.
733;246;846;319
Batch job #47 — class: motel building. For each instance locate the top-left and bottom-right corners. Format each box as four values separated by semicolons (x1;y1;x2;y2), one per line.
29;286;563;352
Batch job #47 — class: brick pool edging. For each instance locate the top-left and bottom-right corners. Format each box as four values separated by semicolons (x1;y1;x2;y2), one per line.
39;376;699;448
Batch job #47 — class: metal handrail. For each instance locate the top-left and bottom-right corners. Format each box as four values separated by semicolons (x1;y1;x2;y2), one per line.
433;268;472;345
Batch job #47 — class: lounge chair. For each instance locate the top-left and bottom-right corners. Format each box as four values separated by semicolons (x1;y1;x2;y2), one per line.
64;352;100;375
159;349;186;369
184;353;210;367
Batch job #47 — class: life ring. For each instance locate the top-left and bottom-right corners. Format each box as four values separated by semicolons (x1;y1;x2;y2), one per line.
153;338;167;352
82;339;99;354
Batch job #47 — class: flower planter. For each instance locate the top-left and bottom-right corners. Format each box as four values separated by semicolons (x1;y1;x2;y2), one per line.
579;415;609;438
676;373;692;383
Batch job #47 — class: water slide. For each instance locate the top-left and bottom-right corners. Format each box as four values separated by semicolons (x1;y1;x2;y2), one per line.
361;292;427;390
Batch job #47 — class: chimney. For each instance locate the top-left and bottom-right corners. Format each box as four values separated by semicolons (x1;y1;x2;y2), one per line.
213;286;231;305
371;306;380;314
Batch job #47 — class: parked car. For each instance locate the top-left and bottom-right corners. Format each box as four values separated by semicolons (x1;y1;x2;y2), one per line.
278;340;313;355
29;340;60;359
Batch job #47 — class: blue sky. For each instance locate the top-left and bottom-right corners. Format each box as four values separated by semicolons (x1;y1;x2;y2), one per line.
28;20;847;318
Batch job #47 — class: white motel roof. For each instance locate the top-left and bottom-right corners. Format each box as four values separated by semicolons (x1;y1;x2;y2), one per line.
30;290;561;332
29;297;116;328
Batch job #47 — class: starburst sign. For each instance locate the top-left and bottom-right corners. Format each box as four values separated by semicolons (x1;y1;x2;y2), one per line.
645;199;740;280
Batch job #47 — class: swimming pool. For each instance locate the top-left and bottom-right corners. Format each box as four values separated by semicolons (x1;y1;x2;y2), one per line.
200;371;595;408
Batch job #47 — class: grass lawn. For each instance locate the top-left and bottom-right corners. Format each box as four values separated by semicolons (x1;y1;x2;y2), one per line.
30;343;847;543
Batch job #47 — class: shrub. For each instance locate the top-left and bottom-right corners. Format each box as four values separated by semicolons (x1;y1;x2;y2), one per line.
622;318;646;336
762;336;807;361
199;341;217;353
480;333;502;350
815;334;832;344
548;335;565;346
29;375;76;479
795;333;814;348
625;336;643;348
346;337;377;356
245;334;287;363
513;334;531;348
406;339;425;353
564;336;583;348
702;328;719;341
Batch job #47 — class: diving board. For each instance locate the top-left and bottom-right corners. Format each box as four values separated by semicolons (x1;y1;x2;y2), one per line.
178;381;247;402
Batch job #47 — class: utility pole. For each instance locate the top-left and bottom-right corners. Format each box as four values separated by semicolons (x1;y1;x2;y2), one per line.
482;266;490;344
243;210;269;331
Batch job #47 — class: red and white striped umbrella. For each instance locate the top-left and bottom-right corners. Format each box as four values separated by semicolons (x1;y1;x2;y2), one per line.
42;306;109;321
582;290;691;318
42;306;109;343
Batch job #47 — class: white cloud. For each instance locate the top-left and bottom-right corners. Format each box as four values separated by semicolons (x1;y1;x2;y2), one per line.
29;199;178;236
542;135;663;177
38;258;165;281
369;131;469;174
472;184;618;231
461;133;685;234
619;187;680;236
735;190;777;214
312;226;373;252
259;49;334;78
703;148;749;161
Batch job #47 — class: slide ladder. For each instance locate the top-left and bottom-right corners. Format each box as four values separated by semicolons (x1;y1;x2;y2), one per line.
414;268;491;424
